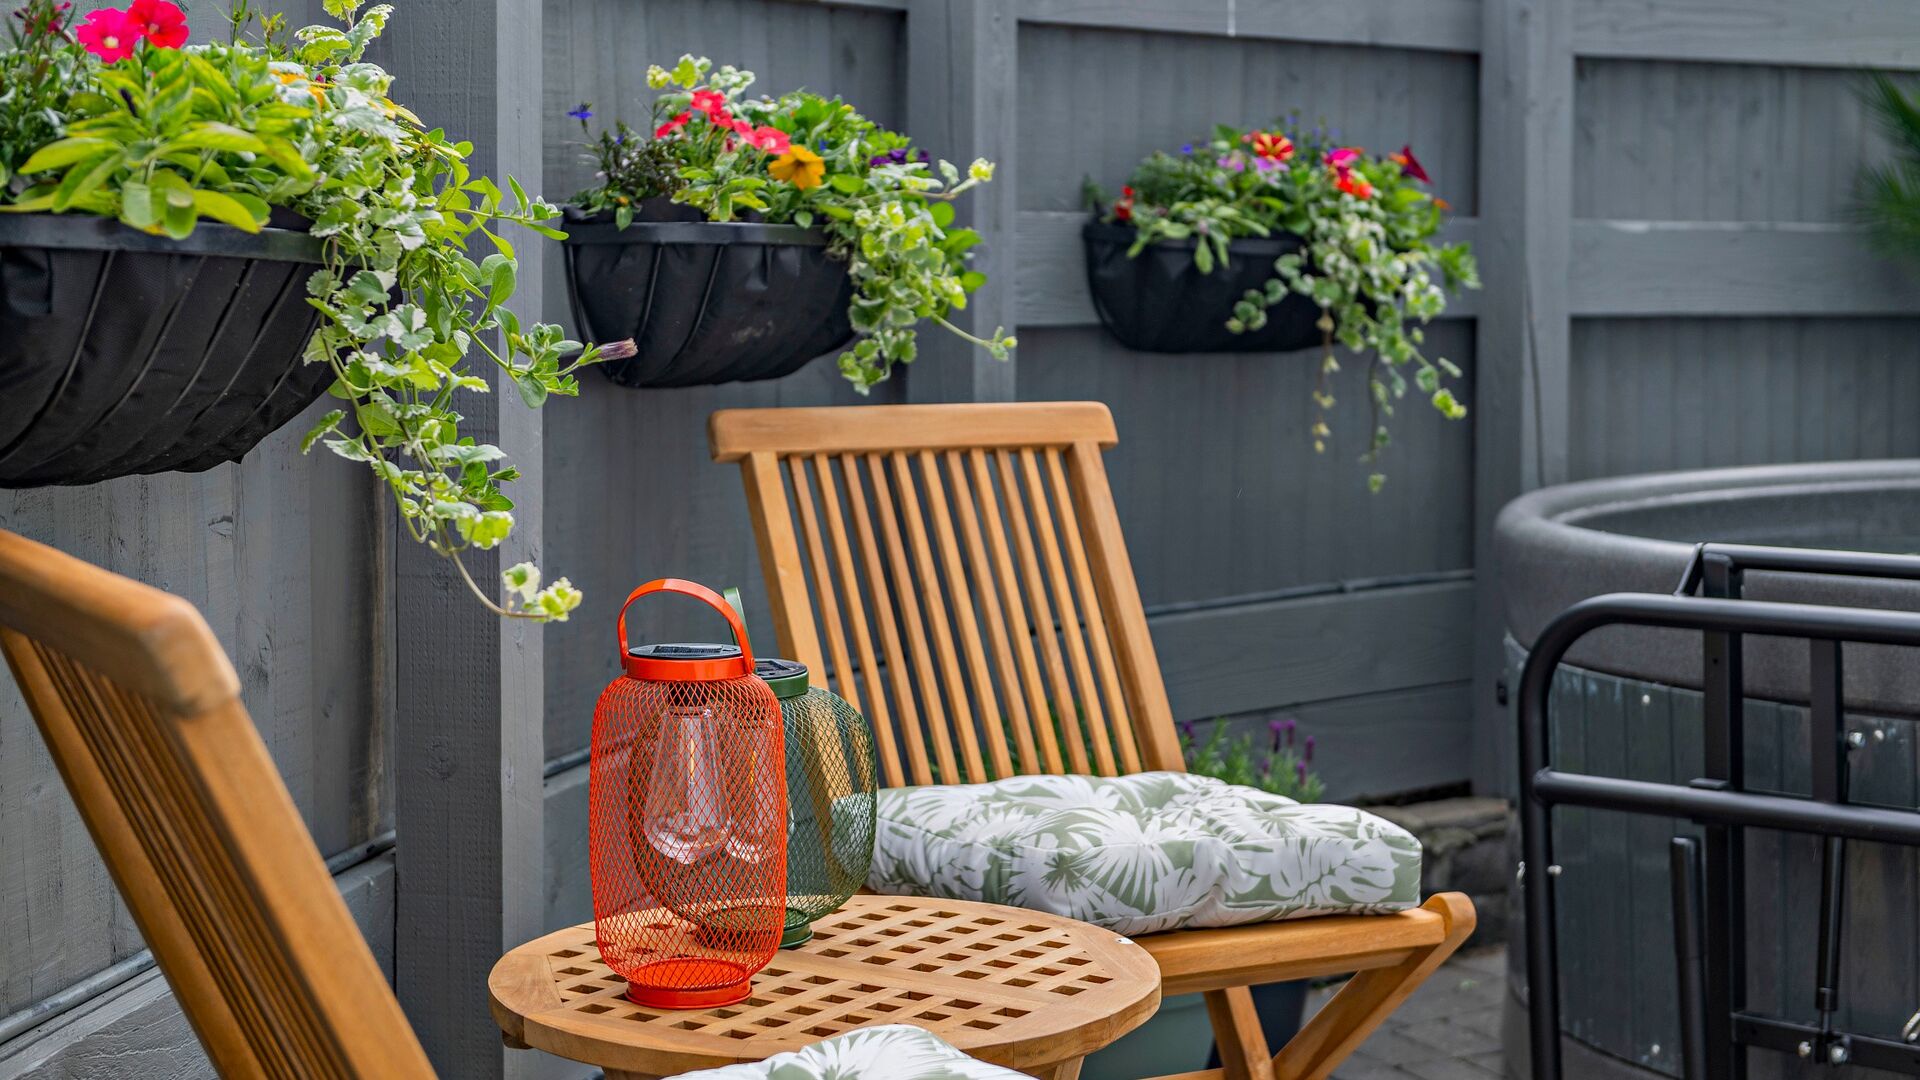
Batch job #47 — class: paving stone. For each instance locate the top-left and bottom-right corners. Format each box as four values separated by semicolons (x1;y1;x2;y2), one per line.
1403;1054;1507;1080
1319;944;1514;1080
1400;1017;1500;1058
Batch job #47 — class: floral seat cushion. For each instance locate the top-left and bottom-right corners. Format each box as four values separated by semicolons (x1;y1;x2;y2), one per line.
869;771;1421;936
667;1024;1027;1079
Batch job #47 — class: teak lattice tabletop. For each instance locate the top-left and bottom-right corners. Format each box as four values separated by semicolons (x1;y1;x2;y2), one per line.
489;894;1162;1080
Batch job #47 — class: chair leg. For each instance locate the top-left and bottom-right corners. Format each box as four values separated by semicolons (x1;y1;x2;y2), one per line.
1204;986;1275;1080
1270;892;1477;1080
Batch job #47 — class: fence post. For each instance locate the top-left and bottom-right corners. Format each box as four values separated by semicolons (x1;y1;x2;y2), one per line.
381;0;552;1074
1474;0;1573;794
905;0;1019;404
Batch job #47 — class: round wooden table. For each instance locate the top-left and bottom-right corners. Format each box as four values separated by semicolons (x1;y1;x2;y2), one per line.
489;894;1162;1080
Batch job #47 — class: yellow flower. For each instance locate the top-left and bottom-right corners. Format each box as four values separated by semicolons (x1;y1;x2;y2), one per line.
770;145;825;190
274;69;327;106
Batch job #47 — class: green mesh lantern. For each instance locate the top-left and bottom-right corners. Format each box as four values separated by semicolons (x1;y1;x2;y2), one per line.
756;658;878;948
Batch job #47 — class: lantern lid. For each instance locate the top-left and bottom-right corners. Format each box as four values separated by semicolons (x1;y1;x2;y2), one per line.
754;658;810;699
624;641;750;681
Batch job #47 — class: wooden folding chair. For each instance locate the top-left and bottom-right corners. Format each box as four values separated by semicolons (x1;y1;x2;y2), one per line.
0;529;436;1079
710;401;1476;1080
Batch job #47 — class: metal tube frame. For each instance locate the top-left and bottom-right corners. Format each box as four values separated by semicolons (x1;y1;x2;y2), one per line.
1521;542;1920;1079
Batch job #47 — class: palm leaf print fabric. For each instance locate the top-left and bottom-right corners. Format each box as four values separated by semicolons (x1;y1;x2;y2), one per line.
868;772;1421;935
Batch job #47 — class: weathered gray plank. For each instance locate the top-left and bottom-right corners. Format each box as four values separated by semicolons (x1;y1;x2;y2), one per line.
902;0;1019;403
1151;581;1475;722
1568;222;1914;317
1472;0;1572;793
1573;0;1920;70
1196;683;1474;803
1015;210;1483;327
1015;326;1477;610
1021;0;1481;54
381;0;551;1074
1568;317;1920;481
1574;59;1910;225
543;764;593;931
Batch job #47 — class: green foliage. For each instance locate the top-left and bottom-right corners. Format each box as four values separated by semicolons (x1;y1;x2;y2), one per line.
0;0;85;192
0;0;620;619
1179;719;1325;804
1857;75;1920;260
1089;119;1478;481
568;114;682;227
572;56;1013;392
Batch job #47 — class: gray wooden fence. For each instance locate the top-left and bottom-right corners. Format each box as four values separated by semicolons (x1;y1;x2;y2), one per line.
5;0;1920;1076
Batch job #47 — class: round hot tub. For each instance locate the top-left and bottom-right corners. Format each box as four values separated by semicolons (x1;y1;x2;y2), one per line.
1495;460;1920;1079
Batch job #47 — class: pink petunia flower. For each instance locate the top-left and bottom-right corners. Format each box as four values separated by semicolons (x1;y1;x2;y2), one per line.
744;125;790;155
125;0;187;47
76;7;138;61
1324;146;1362;173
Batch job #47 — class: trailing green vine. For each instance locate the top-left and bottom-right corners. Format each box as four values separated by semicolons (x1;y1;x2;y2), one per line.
1090;120;1478;489
0;0;623;618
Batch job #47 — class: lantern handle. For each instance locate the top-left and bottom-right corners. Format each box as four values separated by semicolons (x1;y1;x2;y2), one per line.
616;578;756;666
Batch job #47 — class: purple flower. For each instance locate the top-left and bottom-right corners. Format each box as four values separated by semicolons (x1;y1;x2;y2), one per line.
1295;760;1309;785
1268;717;1297;751
869;147;913;167
1303;734;1315;764
1180;142;1194;154
567;104;593;122
916;148;930;164
1253;156;1290;173
1218;155;1245;173
1181;720;1197;741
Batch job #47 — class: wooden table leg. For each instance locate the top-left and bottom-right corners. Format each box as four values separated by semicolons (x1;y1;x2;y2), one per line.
1024;1059;1083;1080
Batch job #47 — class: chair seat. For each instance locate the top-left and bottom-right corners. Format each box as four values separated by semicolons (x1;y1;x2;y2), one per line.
868;771;1422;936
667;1024;1029;1078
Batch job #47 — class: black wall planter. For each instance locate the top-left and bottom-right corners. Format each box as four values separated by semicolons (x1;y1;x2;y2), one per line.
0;213;328;487
1083;219;1326;354
562;208;855;388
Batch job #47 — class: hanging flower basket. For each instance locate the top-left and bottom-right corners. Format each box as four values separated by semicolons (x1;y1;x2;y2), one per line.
1082;220;1325;355
0;212;327;487
562;204;855;389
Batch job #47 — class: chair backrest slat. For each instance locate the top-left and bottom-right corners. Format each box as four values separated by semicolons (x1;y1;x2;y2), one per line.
0;530;435;1079
711;403;1184;786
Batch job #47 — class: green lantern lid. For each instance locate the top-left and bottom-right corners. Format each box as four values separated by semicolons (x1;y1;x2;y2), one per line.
754;657;810;699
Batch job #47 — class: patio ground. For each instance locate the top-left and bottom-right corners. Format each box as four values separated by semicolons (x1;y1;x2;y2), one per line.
1307;943;1508;1080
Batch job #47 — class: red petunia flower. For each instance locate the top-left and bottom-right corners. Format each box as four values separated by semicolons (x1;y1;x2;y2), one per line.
1114;184;1135;223
1388;144;1430;183
744;125;790;155
654;110;692;138
125;0;187;47
690;89;730;121
1335;171;1374;199
1251;131;1295;163
76;7;138;61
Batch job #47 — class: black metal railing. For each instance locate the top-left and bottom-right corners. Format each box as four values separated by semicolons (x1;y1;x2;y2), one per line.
1521;542;1920;1079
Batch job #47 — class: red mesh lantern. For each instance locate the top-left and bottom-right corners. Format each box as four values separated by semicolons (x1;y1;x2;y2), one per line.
590;578;787;1009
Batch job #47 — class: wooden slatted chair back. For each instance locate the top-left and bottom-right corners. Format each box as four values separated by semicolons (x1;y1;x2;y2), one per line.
709;402;1184;788
0;529;435;1079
